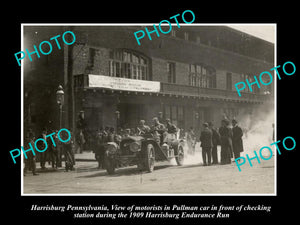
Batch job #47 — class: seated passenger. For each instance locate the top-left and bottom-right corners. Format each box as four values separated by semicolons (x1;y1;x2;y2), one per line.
137;120;151;135
164;119;178;142
151;117;166;144
166;119;178;134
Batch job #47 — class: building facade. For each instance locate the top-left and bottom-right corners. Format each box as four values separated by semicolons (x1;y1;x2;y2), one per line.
23;25;274;147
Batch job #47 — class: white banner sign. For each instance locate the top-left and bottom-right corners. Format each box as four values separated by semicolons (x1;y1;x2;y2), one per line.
88;74;160;93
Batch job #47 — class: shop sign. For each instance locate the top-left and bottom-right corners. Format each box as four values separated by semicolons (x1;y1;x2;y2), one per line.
88;74;161;93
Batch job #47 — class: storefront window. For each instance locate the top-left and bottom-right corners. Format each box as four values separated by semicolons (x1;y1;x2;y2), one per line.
109;49;148;80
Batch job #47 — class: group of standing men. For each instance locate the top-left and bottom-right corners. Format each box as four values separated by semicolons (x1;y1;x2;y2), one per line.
23;128;75;176
199;118;244;166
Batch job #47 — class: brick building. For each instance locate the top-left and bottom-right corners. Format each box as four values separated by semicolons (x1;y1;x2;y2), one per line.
23;25;274;146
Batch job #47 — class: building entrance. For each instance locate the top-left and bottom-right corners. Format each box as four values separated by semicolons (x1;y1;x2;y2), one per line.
117;103;146;129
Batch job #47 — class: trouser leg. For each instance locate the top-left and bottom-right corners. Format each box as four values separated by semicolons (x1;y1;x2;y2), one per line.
207;147;212;165
202;147;207;165
234;151;240;159
212;145;218;164
40;152;46;168
226;148;231;164
31;157;37;174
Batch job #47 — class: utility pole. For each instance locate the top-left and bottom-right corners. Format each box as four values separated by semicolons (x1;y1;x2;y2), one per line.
66;26;75;133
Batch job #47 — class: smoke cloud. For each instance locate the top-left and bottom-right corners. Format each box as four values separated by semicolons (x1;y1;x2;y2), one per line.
237;103;274;157
177;102;275;165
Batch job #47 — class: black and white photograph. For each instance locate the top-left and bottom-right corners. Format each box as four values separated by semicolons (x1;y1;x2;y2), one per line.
22;24;275;195
4;5;298;224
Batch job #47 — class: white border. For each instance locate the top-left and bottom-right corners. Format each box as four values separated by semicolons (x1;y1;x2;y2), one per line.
21;23;277;196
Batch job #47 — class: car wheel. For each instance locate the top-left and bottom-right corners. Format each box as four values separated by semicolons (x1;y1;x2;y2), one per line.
145;144;155;173
176;145;184;166
104;153;115;175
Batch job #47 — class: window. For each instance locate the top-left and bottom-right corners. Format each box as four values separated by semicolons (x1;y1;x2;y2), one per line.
164;105;184;128
184;32;189;41
165;106;171;122
189;64;216;88
241;74;249;92
171;30;176;37
241;74;260;94
171;106;177;125
189;65;196;86
177;107;184;128
109;49;148;80
167;62;176;83
86;48;96;72
223;108;239;120
226;72;232;90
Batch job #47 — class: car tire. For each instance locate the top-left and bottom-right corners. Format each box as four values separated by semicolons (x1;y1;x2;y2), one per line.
176;145;184;166
145;143;155;173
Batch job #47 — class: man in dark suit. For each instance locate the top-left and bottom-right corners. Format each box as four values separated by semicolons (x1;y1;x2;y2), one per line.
24;131;38;176
232;119;244;160
208;122;220;164
200;123;213;166
219;118;233;164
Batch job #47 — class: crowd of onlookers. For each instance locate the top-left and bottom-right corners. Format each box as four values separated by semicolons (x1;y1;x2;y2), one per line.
23;114;246;175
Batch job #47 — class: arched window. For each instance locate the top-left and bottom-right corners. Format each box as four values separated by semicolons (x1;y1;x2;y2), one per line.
109;49;149;80
189;64;216;88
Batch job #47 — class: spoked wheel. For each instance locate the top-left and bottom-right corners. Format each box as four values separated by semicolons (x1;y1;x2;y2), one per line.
175;145;184;166
145;144;155;173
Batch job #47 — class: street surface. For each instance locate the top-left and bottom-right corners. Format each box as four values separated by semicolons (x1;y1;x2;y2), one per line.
23;148;275;195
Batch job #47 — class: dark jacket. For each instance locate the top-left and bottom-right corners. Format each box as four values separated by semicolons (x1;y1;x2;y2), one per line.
211;128;220;146
200;127;213;148
232;125;244;152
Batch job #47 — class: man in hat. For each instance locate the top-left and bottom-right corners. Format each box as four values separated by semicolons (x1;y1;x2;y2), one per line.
24;131;38;176
137;120;151;135
63;129;75;172
208;122;220;164
165;119;177;134
151;117;166;145
232;119;244;160
76;111;86;153
164;118;178;142
123;128;132;138
219;118;233;164
200;122;213;166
